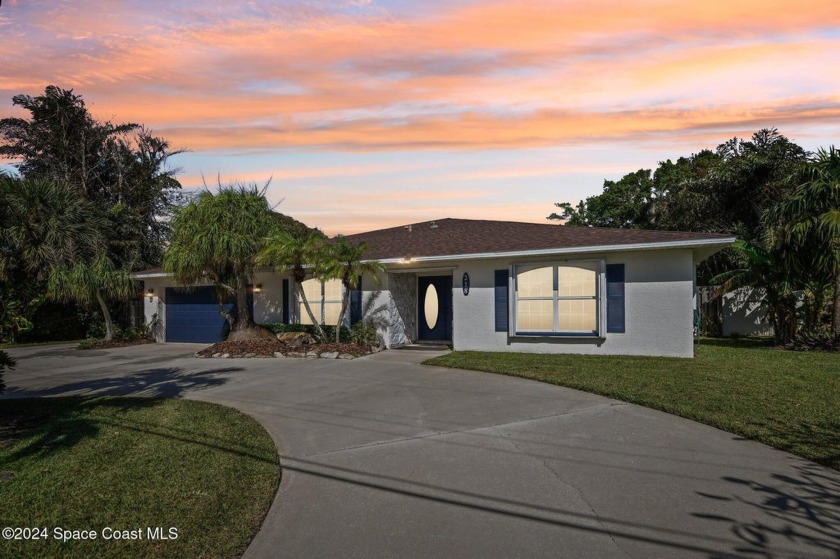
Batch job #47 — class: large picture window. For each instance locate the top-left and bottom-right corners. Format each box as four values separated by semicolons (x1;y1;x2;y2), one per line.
299;278;342;325
514;262;599;335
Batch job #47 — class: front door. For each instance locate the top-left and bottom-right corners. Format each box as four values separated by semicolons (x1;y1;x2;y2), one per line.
417;276;452;341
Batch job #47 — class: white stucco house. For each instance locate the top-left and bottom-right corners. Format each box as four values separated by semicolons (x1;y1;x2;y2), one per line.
138;218;734;357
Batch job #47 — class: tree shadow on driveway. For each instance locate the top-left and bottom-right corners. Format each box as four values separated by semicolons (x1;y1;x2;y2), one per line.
2;366;240;399
694;462;840;558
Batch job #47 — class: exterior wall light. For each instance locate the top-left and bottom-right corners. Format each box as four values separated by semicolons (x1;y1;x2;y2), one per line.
254;284;263;293
147;288;154;302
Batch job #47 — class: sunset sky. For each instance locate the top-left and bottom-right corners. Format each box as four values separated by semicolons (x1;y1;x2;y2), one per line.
1;0;838;235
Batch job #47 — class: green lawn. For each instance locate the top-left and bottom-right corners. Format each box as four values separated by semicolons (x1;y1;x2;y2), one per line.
0;397;279;559
425;339;840;470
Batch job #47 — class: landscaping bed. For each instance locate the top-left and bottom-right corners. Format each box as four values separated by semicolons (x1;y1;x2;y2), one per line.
77;337;155;350
196;338;379;359
0;397;279;559
424;338;840;470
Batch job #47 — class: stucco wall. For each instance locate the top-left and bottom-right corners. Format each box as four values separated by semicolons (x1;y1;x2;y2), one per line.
142;277;168;342
141;270;287;342
142;249;698;356
356;273;409;348
253;271;286;324
721;287;773;337
388;272;417;344
450;249;696;357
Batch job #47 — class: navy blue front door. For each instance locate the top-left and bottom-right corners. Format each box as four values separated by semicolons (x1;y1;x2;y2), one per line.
165;287;253;343
417;276;452;341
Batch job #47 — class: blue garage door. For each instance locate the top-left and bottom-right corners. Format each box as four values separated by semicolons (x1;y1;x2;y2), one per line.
165;287;253;343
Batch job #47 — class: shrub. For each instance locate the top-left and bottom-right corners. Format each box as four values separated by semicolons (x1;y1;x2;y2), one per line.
76;339;100;350
118;326;145;341
350;321;379;346
79;324;151;344
786;330;840;352
266;323;350;343
17;301;99;343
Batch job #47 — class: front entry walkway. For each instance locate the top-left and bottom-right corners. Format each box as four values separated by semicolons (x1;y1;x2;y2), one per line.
4;343;839;558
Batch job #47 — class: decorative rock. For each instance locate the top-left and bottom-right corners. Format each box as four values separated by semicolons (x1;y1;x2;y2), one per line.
286;351;306;358
276;332;317;347
212;352;222;358
305;351;318;358
222;353;230;358
320;351;339;359
273;352;286;358
338;353;354;360
244;353;255;358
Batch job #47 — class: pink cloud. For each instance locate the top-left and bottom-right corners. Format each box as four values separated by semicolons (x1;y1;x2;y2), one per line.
2;0;838;199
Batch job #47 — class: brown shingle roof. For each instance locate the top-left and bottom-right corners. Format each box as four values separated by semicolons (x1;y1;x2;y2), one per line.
340;218;733;261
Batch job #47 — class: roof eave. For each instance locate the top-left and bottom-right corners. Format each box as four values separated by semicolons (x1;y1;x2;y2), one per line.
135;271;171;279
373;237;736;265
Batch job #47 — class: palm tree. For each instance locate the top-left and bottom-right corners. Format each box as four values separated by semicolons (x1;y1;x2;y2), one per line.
47;256;136;341
767;147;840;335
258;230;330;341
0;176;135;341
0;176;105;280
323;237;385;342
710;240;797;344
164;183;277;341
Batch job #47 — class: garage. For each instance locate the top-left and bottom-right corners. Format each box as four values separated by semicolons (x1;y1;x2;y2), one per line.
165;287;253;343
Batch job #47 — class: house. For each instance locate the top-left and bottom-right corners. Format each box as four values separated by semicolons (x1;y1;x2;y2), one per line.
138;218;734;357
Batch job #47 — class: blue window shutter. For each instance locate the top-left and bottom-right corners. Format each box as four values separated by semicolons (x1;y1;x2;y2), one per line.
494;269;509;332
606;264;625;333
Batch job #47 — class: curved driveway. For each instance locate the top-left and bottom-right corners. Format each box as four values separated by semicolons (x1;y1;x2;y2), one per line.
5;343;840;558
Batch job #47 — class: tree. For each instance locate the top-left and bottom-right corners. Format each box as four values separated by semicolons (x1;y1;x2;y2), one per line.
1;86;183;341
0;86;183;270
0;282;43;343
101;128;185;268
549;129;808;286
47;256;137;341
766;147;840;336
322;237;385;342
0;176;105;280
704;129;807;241
258;230;331;341
0;86;136;196
164;183;278;341
0;176;131;341
549;169;655;228
710;240;797;344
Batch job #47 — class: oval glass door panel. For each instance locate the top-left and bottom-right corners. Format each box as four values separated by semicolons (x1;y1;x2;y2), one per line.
424;284;439;330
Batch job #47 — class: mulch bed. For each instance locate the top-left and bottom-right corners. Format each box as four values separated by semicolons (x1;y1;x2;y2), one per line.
77;338;155;350
196;339;377;359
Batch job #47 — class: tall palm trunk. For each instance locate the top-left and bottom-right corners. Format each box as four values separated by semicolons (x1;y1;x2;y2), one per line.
95;290;115;341
335;283;351;342
296;281;327;341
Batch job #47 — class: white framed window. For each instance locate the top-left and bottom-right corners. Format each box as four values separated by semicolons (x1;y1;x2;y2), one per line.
513;261;600;335
299;278;342;325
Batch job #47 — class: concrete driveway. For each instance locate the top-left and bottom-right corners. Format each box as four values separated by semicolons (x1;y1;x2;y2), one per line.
4;343;839;558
